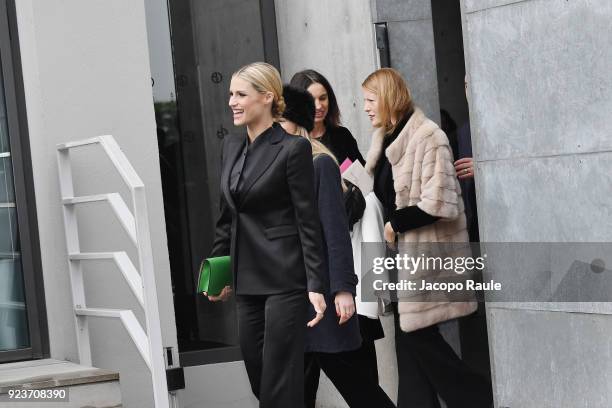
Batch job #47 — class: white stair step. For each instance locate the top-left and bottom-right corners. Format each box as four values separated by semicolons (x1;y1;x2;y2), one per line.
75;308;151;369
69;252;117;260
56;137;102;151
62;193;137;245
69;252;144;307
62;194;113;205
0;359;122;407
75;307;126;318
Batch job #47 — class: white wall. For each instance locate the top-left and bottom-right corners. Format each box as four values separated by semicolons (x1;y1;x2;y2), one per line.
275;0;379;155
15;1;177;407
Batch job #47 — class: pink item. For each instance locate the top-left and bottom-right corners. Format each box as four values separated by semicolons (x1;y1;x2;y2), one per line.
339;158;353;174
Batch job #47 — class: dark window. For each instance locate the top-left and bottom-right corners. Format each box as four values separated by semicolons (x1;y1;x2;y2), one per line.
0;0;48;364
430;0;490;380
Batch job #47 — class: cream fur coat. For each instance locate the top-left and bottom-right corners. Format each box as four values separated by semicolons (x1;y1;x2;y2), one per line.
365;108;477;332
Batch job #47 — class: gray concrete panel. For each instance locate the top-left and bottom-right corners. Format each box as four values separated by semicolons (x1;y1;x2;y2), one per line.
475;153;612;242
275;0;377;155
487;308;612;408
387;20;441;122
316;373;350;408
460;0;612;405
479;242;612;312
487;302;612;316
464;0;529;14
179;361;257;407
465;0;612;161
179;317;401;408
372;0;432;22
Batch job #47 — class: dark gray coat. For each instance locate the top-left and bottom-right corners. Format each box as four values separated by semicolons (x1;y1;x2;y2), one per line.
305;154;361;353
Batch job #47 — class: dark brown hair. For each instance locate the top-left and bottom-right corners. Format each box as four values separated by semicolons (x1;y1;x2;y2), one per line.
289;69;341;128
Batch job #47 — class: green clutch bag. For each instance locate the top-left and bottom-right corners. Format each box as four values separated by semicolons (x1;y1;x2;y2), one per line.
197;256;232;296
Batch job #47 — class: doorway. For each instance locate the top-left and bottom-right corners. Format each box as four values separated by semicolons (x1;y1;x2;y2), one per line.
431;0;491;379
148;0;280;367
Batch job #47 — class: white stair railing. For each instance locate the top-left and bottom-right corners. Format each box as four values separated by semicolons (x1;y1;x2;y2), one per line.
56;135;170;408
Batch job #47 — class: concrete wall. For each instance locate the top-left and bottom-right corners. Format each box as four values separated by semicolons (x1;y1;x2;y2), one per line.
179;362;258;408
274;3;401;406
372;0;441;123
461;0;612;406
15;1;178;407
275;0;378;154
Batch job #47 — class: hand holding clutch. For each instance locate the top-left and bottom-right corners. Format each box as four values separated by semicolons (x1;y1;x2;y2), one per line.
206;285;232;302
197;255;232;299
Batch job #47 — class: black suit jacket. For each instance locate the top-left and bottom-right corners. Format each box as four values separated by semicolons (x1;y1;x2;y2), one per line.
210;125;327;295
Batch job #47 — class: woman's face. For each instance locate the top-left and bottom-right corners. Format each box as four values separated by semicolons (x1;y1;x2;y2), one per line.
279;118;298;135
228;76;272;126
307;82;329;125
362;88;381;128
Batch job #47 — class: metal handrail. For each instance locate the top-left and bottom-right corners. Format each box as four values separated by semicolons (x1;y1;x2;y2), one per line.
56;135;170;408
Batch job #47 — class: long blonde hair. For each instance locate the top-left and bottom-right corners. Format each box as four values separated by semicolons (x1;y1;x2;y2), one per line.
293;125;347;191
292;126;337;163
232;62;285;121
362;68;413;134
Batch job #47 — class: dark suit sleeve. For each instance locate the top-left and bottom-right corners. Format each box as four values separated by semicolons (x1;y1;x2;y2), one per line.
315;155;358;296
210;194;232;257
343;127;365;165
389;205;440;234
286;138;327;294
210;140;232;258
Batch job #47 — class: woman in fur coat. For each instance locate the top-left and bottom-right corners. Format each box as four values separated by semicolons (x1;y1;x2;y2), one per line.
361;68;492;408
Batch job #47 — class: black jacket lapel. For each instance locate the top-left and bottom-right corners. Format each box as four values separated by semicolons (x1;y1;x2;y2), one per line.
239;128;284;203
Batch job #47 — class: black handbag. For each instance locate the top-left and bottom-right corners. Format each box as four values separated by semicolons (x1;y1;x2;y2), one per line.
343;180;366;231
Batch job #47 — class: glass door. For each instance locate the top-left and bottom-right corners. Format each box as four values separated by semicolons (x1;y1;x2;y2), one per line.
0;62;29;352
0;0;47;364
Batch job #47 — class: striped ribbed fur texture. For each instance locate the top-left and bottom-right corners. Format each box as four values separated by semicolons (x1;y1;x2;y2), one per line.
365;108;477;332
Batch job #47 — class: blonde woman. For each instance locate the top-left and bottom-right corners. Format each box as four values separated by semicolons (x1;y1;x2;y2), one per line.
290;71;387;404
361;68;492;408
281;85;395;408
205;63;327;406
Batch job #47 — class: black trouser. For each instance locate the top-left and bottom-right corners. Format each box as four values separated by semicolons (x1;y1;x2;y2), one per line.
394;306;493;408
304;343;395;408
236;291;308;408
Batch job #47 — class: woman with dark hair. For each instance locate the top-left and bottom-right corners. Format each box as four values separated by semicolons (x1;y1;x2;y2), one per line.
290;69;365;165
280;84;395;408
